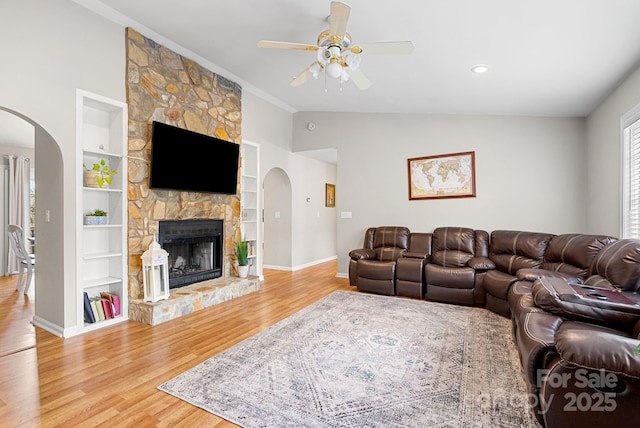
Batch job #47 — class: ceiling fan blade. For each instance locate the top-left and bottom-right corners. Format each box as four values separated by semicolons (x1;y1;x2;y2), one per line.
346;68;372;90
356;41;414;55
257;40;318;51
291;63;321;87
329;1;351;38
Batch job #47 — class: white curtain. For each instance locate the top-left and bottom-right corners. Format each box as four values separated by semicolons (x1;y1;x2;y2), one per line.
7;155;31;273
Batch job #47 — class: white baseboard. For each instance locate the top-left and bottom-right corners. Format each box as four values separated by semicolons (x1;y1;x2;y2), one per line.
263;264;291;271
335;272;348;279
264;256;338;272
32;316;66;337
292;256;337;272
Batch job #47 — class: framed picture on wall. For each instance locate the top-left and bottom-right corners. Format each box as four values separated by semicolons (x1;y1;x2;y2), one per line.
325;183;336;207
407;151;476;200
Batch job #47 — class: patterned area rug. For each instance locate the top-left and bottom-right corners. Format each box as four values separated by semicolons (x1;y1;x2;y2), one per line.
159;291;536;427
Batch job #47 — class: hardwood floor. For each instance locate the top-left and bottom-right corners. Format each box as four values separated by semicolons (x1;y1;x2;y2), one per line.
0;274;35;358
0;261;352;427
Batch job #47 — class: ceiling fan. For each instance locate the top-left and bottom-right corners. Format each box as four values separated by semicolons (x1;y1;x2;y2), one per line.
257;1;414;90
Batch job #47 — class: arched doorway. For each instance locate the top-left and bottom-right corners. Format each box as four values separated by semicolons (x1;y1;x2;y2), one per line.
263;167;292;269
0;106;64;338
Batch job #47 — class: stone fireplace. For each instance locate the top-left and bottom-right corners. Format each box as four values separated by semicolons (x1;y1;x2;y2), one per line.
159;219;223;288
125;28;260;325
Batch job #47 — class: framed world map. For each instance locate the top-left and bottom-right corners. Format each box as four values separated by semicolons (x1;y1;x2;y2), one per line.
407;151;476;200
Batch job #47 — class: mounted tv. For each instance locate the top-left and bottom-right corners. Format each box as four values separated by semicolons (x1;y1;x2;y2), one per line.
149;121;239;194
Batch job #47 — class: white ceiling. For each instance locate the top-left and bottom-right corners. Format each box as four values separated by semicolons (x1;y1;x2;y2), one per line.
77;0;640;118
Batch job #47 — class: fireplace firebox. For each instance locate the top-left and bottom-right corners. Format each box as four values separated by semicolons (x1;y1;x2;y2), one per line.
158;219;223;289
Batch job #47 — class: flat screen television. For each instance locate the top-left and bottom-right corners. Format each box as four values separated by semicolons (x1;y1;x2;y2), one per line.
149;121;239;194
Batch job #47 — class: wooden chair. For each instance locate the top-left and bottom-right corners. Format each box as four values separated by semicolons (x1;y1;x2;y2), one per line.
7;224;35;294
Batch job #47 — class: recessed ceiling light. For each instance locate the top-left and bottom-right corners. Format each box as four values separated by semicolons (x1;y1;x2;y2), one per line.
471;64;489;74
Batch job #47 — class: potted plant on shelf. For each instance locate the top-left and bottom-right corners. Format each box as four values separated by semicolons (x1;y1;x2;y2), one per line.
83;159;117;188
84;208;108;225
236;238;249;278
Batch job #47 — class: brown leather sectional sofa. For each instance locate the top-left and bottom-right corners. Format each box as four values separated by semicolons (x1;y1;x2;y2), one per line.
349;226;640;428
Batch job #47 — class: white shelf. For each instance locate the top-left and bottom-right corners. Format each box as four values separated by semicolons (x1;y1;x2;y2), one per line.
83;251;123;260
83;149;123;158
75;89;129;335
83;276;122;288
83;187;123;193
83;315;127;332
241;141;261;279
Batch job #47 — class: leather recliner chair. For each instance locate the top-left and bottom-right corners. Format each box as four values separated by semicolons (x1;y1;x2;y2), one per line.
424;226;493;305
483;230;554;317
348;226;410;295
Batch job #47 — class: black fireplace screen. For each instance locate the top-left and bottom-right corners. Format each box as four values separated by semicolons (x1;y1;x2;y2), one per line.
158;219;223;289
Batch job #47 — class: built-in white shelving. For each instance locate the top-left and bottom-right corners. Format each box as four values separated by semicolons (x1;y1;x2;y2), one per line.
241;141;261;278
75;89;129;334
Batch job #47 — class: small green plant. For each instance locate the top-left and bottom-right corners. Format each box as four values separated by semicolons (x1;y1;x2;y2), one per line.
84;159;117;188
236;238;249;266
86;208;107;217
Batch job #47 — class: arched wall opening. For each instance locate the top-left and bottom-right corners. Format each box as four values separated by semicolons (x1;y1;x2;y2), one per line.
263;167;292;269
0;106;65;331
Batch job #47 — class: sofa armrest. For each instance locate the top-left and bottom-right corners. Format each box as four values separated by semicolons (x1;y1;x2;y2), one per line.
467;256;495;270
402;251;430;261
349;248;375;261
517;268;581;283
555;321;640;378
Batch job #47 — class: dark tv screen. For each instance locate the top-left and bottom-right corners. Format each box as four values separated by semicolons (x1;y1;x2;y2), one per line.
149;121;239;194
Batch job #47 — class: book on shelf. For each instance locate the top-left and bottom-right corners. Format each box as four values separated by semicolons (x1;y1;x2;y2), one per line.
85;292;121;323
90;300;100;322
100;292;120;316
83;292;96;323
92;297;105;321
101;299;113;319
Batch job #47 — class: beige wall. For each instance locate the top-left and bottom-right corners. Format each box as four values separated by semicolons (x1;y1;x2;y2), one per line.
293;112;587;275
1;0;126;333
243;92;338;270
586;66;640;237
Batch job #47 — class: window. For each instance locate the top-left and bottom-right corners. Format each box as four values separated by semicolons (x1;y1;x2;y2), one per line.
622;108;640;238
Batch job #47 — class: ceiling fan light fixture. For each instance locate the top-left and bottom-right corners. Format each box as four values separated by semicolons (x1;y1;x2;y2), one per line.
345;51;361;70
340;69;350;83
310;62;323;79
328;45;342;58
257;1;414;91
326;61;343;79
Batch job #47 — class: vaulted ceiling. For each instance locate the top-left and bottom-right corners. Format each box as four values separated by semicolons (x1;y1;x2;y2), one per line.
79;0;640;117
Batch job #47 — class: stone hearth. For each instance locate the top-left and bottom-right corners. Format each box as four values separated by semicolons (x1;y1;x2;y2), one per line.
129;275;260;326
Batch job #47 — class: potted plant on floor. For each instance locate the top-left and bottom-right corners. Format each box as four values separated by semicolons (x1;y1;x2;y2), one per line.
83;159;117;188
236;238;249;278
84;208;108;225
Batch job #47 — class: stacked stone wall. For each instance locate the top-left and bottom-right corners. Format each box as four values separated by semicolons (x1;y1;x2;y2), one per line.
125;28;242;299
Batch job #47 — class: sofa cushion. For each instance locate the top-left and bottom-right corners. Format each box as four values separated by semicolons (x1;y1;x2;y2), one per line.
372;226;410;261
425;264;475;289
489;230;554;275
431;227;474;267
541;234;617;279
555;321;640;378
586;239;640;292
484;269;518;300
357;259;396;280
